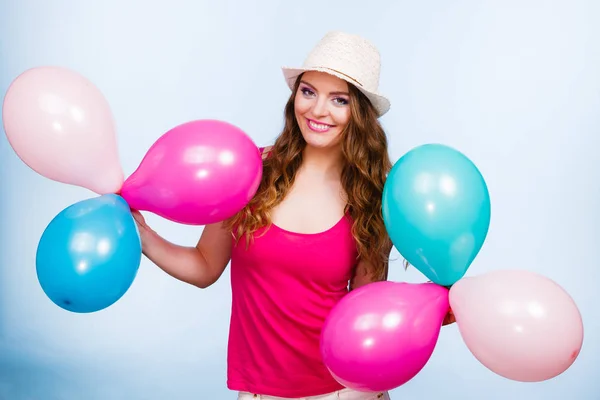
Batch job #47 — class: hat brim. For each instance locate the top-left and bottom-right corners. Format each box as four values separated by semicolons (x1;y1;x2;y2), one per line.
281;66;390;117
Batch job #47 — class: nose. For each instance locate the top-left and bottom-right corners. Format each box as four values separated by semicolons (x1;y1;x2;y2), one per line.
311;96;329;118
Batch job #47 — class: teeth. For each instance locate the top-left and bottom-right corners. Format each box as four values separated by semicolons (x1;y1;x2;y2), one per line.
309;120;330;131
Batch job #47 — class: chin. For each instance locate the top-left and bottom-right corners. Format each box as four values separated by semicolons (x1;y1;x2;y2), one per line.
303;136;339;149
301;130;342;149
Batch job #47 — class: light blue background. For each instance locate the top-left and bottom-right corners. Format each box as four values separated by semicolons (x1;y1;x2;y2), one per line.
1;1;598;399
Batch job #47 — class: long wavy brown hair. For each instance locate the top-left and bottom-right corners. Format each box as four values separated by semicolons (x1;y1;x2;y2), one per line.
225;74;393;280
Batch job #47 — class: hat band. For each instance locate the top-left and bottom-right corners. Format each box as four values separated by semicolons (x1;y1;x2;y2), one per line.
316;66;363;87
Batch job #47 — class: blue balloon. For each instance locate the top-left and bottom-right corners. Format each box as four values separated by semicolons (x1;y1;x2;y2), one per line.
36;194;142;313
382;144;491;286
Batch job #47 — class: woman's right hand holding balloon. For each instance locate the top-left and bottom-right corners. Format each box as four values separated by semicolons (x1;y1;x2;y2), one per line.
130;209;153;252
127;210;232;290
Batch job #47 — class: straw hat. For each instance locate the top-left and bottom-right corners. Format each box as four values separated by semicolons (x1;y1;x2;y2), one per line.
282;31;390;117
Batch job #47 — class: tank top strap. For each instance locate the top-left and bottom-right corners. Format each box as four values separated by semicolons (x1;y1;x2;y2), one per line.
258;146;273;158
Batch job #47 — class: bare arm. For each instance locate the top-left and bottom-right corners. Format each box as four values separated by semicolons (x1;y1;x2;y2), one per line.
349;259;388;291
350;239;392;291
349;247;456;325
133;211;232;289
133;145;270;288
350;258;455;325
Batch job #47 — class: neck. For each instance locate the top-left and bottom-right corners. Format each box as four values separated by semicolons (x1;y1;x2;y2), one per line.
301;144;344;178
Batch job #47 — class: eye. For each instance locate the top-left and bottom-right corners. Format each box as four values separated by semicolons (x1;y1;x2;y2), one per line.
333;97;349;106
300;87;316;97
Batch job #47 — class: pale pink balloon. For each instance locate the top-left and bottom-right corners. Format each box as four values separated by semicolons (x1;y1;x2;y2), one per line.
449;270;583;382
321;281;450;392
2;66;123;194
120;119;262;225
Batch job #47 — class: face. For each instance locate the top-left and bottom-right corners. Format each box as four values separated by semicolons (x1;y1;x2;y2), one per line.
294;71;351;149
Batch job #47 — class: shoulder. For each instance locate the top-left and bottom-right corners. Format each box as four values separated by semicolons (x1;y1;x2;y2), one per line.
259;145;273;160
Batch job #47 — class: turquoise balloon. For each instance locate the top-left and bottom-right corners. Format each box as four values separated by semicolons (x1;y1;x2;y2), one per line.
36;194;142;313
382;144;491;286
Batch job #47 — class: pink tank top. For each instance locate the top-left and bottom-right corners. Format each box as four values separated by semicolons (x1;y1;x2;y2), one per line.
227;213;358;397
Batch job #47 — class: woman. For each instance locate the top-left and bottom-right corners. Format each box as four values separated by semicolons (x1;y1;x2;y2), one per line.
133;31;442;399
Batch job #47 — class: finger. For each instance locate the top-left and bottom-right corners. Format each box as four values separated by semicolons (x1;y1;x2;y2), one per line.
131;211;145;225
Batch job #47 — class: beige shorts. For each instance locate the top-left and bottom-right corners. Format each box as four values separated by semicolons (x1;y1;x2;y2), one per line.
238;388;391;400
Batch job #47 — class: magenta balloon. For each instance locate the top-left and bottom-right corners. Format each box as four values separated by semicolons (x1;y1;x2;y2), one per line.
121;120;262;225
320;281;450;392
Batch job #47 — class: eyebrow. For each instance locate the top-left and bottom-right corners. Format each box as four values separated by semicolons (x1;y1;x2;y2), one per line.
300;80;349;96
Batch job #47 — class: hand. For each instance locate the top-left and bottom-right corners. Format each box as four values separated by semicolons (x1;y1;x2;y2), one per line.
425;281;455;326
442;308;456;326
130;209;154;251
425;280;456;326
131;209;149;231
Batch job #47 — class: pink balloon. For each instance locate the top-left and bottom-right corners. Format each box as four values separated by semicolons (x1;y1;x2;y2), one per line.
449;270;583;382
321;281;450;392
120;119;262;225
2;66;123;194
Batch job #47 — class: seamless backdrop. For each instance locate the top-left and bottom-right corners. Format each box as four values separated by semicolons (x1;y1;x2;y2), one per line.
1;1;599;399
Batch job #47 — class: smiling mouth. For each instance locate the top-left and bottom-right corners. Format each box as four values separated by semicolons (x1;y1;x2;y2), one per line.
306;118;334;133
